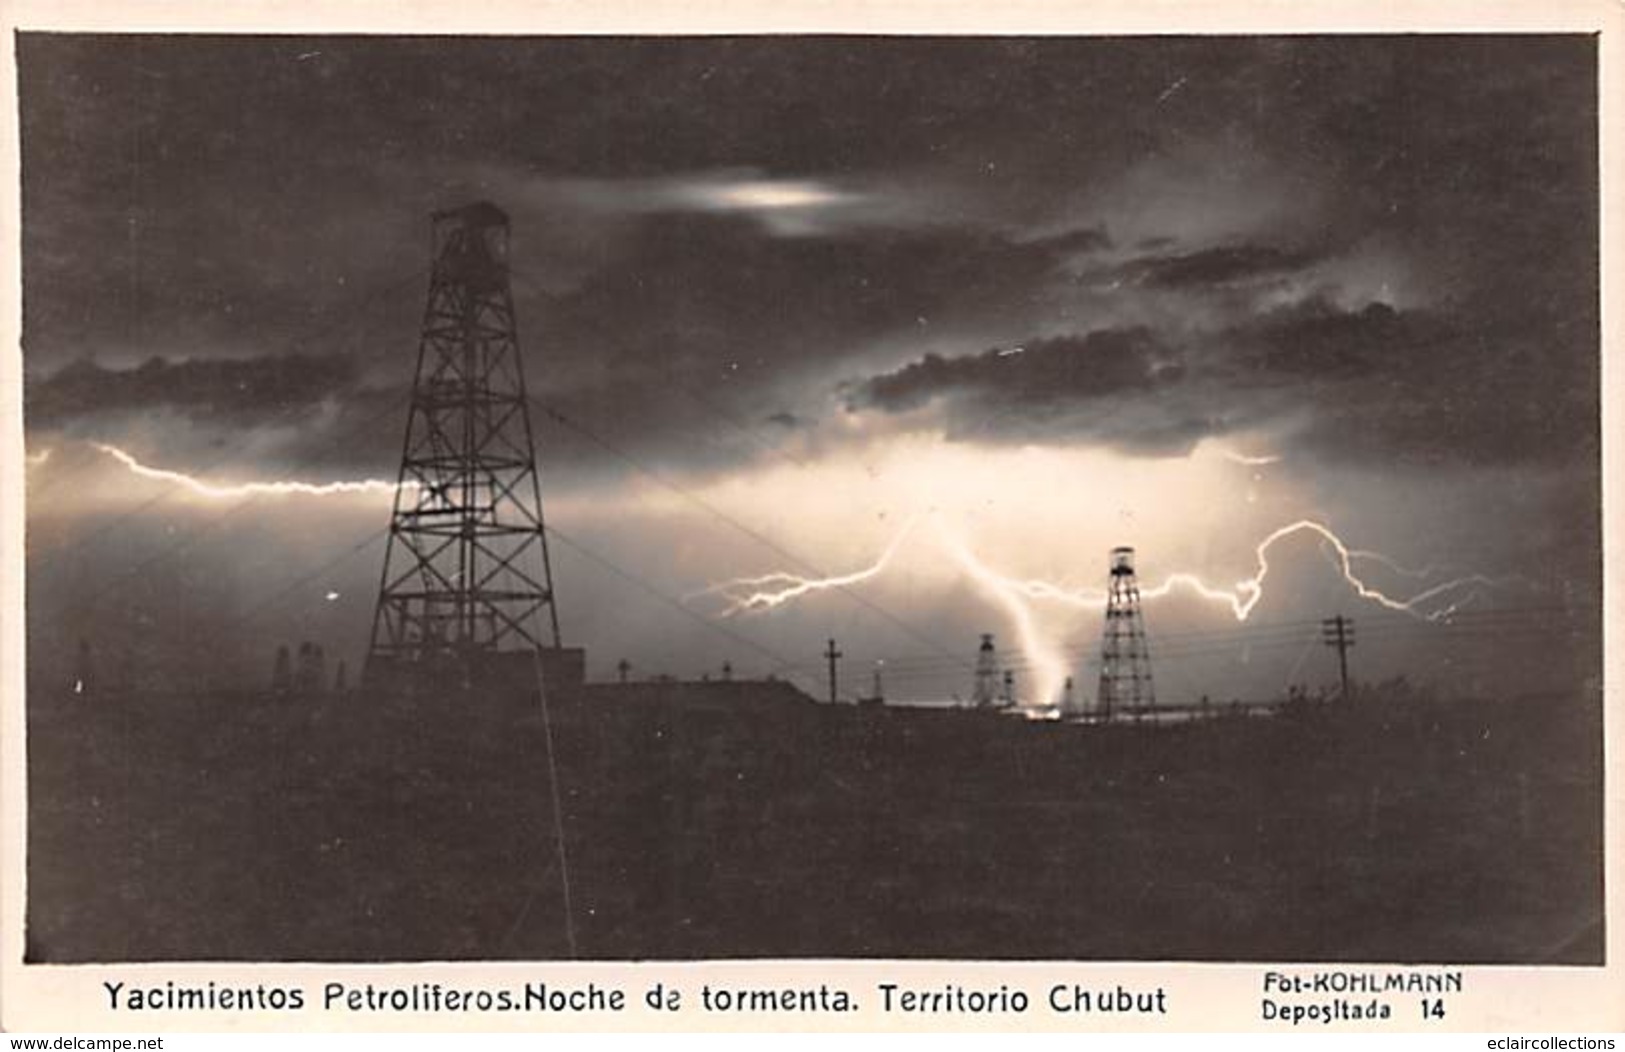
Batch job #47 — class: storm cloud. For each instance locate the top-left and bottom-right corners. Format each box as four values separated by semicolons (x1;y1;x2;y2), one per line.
18;34;1597;478
1108;243;1324;290
845;289;1596;468
14;34;1601;698
854;328;1177;411
27;353;362;429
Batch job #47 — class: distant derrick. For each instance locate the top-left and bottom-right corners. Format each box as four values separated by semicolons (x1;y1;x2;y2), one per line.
295;642;327;699
1096;546;1155;721
973;633;1005;709
269;641;332;700
860;661;886;707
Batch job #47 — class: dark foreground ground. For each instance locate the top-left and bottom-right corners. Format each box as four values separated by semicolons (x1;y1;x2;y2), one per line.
25;678;1604;962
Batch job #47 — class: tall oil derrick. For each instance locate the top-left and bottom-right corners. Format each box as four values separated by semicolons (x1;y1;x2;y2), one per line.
1096;546;1155;722
365;202;563;691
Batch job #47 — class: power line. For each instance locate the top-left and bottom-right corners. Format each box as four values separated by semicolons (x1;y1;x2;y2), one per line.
530;396;975;675
1321;614;1355;700
541;524;814;691
216;527;391;636
35;389;416;624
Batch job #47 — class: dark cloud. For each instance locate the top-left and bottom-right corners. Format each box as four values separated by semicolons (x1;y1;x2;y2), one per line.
26;353;361;429
844;289;1597;470
525;210;1098;395
845;328;1217;453
1146;290;1591;469
853;328;1177;414
1231;298;1434;378
1293;377;1596;470
1242;305;1597;469
1030;226;1113;256
15;33;1598;478
1221;298;1597;468
1110;243;1321;290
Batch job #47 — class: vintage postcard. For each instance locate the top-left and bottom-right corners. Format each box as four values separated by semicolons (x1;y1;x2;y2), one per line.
2;0;1620;1035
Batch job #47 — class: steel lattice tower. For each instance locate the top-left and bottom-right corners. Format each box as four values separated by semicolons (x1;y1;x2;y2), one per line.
1096;546;1155;722
365;202;561;688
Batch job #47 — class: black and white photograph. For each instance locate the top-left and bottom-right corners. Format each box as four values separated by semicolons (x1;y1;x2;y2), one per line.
8;25;1610;981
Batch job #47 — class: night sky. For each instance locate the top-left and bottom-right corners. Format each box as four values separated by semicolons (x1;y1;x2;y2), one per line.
17;35;1602;705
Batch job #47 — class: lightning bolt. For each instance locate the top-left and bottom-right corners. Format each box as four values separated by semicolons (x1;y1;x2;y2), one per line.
1194;520;1492;622
89;442;405;499
931;519;1069;709
1345;547;1439;580
703;516;1501;706
1211;446;1282;467
695;517;921;615
1005;520;1493;623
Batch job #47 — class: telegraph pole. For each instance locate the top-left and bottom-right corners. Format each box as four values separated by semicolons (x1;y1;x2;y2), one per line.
1321;614;1355;701
824;638;843;704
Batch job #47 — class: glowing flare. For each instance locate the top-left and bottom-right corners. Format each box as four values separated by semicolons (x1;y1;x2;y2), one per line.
693;179;850;211
91;442;406;499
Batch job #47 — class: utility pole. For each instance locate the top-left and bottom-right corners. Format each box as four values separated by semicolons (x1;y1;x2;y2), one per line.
824;638;843;704
1321;614;1355;701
